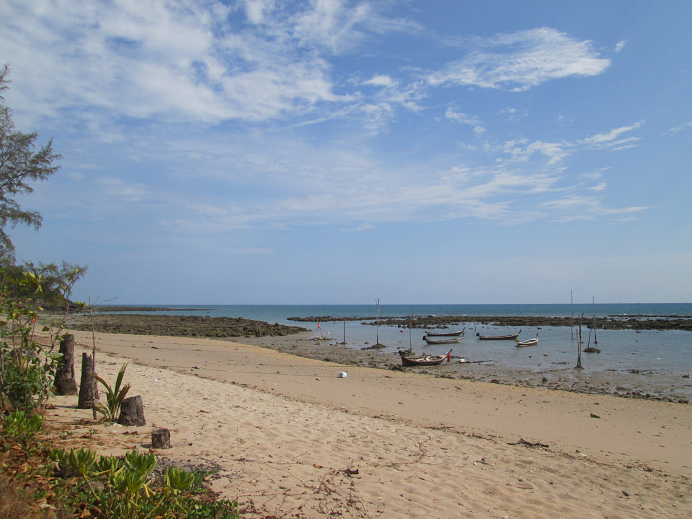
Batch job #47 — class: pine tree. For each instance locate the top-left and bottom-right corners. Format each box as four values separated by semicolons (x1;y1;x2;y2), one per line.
0;64;61;262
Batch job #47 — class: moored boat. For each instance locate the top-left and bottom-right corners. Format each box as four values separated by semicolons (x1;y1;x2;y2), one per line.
515;335;538;347
479;333;520;340
425;327;465;337
400;350;452;366
423;336;461;344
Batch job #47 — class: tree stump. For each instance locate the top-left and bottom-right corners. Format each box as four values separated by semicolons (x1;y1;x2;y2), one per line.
54;334;78;395
151;428;171;449
118;395;146;426
77;353;97;409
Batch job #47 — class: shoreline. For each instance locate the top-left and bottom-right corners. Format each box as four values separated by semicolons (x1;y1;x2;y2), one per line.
50;330;692;518
64;313;692;404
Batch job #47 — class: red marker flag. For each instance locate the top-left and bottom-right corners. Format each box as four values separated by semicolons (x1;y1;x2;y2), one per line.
446;350;451;363
318;322;321;328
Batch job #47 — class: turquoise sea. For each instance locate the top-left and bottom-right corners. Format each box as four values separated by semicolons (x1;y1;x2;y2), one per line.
110;303;692;378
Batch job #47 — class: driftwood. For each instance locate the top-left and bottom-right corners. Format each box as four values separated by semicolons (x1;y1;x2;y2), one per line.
507;438;549;448
118;395;146;426
54;334;78;395
77;353;97;409
151;428;171;449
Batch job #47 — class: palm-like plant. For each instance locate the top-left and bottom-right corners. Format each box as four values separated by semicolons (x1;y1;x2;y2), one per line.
93;363;131;422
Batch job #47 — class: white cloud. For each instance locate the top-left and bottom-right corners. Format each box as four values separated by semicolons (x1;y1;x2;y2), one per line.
363;75;395;87
445;108;486;134
542;196;648;222
663;121;692;135
615;40;627;52
428;28;611;91
1;0;415;127
580;121;644;145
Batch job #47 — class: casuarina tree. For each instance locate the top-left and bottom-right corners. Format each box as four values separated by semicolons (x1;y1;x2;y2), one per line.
0;64;61;263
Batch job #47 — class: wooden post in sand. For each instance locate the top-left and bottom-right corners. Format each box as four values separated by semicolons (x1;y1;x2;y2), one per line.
118;395;146;426
77;353;97;409
152;428;171;449
54;334;78;395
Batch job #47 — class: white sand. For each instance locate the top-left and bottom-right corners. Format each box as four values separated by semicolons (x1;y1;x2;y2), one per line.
48;332;691;518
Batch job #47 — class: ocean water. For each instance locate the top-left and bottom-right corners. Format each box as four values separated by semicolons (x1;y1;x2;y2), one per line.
108;304;692;376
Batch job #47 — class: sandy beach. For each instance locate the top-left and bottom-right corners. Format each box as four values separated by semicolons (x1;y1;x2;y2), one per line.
49;330;691;518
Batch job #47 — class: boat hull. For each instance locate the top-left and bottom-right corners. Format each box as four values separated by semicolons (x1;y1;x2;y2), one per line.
401;355;446;366
425;329;464;337
424;337;461;344
478;331;521;341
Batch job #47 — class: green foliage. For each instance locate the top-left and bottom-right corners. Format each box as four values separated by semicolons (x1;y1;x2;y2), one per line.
94;362;131;421
3;261;87;308
49;447;240;518
0;269;64;411
0;64;62;261
0;409;43;449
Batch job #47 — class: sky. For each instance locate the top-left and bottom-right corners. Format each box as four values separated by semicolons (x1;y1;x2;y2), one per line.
1;0;691;305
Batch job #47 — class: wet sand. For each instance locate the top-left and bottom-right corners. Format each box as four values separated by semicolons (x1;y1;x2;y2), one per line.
65;313;692;403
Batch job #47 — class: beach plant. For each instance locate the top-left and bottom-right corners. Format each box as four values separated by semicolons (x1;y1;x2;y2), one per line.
0;409;43;451
93;362;131;421
0;270;64;412
49;446;239;519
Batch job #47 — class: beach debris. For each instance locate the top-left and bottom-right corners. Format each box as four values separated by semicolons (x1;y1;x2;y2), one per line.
343;468;359;475
152;428;171;449
118;395;146;426
507;438;549;448
473;457;493;466
622;491;630;497
338;371;347;378
683;374;690;378
590;413;601;419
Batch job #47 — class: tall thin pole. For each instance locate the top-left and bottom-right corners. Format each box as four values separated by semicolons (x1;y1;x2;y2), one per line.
570;290;574;340
409;313;412;352
593;296;598;344
343;320;346;344
576;313;583;369
473;313;476;335
376;298;380;346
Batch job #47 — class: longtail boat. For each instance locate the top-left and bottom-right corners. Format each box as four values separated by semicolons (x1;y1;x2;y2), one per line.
424;336;461;345
477;329;521;340
515;335;538;347
399;350;452;366
425;327;465;337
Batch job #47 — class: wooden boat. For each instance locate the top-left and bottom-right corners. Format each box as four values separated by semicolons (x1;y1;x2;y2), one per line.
478;329;521;340
425;327;465;337
423;336;461;344
400;350;451;366
515;336;538;347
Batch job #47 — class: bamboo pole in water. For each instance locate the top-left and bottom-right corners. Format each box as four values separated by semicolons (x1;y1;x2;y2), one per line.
593;296;598;344
570;290;574;340
376;298;380;346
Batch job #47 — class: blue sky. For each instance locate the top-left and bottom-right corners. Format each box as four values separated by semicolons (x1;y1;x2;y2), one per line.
1;0;691;304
